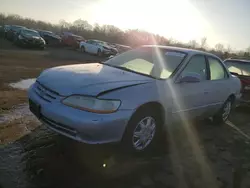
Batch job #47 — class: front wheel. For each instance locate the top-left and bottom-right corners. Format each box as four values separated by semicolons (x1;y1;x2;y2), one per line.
213;98;233;124
122;109;161;153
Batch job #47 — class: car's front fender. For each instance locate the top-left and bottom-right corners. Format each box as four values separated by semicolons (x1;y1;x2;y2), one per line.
99;81;172;111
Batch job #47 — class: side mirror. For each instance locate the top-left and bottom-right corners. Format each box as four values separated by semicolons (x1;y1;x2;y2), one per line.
178;72;202;83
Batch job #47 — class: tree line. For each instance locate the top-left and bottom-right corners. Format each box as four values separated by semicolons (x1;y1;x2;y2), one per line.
0;13;249;59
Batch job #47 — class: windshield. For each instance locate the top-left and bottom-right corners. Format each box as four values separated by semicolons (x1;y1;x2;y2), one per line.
74;36;84;40
224;60;250;76
22;29;40;37
96;40;108;46
42;31;53;35
12;26;25;31
105;47;187;79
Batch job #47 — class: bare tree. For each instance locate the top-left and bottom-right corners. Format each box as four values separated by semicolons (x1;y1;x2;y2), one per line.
215;43;224;52
226;44;232;53
73;19;92;31
200;37;207;49
189;40;198;49
247;46;250;53
59;19;71;28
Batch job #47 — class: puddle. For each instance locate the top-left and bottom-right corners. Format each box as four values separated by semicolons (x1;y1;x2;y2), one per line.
0;104;34;124
9;78;36;90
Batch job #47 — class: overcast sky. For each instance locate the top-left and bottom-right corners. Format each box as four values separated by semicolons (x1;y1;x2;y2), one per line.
1;0;249;50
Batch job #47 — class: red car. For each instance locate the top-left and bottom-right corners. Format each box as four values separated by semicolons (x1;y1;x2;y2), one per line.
224;58;250;106
61;32;85;49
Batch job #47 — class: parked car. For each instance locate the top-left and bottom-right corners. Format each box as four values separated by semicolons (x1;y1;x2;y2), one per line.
61;33;85;49
0;25;10;38
14;28;46;49
28;46;241;152
37;30;61;46
6;25;26;41
224;58;250;106
113;44;132;53
79;39;118;56
0;26;4;37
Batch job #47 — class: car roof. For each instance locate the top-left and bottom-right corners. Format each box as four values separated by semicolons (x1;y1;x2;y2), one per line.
11;25;25;28
92;39;106;43
37;29;53;33
22;28;39;33
141;45;220;58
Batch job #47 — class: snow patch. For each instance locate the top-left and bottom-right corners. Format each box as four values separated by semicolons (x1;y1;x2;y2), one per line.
9;78;36;90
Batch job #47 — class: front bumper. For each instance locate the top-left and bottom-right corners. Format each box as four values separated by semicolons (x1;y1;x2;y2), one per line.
103;49;117;56
19;39;45;48
28;83;134;144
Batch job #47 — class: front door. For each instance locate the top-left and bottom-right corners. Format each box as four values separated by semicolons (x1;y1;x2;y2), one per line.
171;55;211;120
205;56;231;114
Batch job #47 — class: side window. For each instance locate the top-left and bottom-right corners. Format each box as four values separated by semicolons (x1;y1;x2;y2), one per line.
208;57;227;80
87;40;92;44
180;55;208;81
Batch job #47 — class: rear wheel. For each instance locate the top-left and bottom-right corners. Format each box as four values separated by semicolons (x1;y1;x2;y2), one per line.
97;49;102;57
80;46;85;53
213;98;233;124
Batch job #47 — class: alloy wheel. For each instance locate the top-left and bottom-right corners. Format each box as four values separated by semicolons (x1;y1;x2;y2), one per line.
222;101;231;121
132;116;156;151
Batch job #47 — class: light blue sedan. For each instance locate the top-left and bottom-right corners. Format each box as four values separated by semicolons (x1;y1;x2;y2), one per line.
28;46;241;152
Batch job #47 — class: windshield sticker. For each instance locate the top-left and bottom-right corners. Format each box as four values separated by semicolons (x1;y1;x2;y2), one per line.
165;52;185;57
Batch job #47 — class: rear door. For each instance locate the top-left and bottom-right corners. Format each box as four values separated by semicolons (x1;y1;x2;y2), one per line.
84;40;92;53
205;56;230;113
86;40;96;53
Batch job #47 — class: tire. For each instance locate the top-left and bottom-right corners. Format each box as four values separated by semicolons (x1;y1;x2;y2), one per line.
97;49;102;57
213;98;233;124
80;46;85;53
121;108;162;153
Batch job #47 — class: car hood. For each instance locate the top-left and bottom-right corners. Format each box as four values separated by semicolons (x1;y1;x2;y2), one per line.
23;34;42;40
37;63;154;96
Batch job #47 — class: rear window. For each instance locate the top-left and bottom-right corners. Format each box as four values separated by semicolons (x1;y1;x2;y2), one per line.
11;26;25;31
22;29;40;37
224;60;250;76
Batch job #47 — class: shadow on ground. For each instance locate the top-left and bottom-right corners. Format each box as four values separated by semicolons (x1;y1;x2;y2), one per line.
0;125;170;188
1;110;250;188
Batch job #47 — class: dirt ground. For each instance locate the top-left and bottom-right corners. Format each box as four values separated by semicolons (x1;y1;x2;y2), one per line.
0;38;250;188
0;38;103;113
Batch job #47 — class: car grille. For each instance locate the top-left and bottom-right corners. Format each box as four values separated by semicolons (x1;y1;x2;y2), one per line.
41;115;77;137
33;82;60;102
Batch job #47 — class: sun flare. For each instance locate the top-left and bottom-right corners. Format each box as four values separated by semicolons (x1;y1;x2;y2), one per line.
85;0;213;43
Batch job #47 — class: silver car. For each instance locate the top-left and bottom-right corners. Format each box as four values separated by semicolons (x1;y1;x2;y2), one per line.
28;46;241;152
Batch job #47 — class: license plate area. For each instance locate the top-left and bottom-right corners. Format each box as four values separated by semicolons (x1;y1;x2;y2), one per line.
29;99;41;118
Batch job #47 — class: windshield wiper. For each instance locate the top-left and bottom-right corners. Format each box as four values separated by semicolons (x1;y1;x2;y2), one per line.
102;63;158;79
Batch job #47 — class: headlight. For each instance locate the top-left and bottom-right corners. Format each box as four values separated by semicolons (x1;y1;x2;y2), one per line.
18;35;24;39
62;95;121;113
